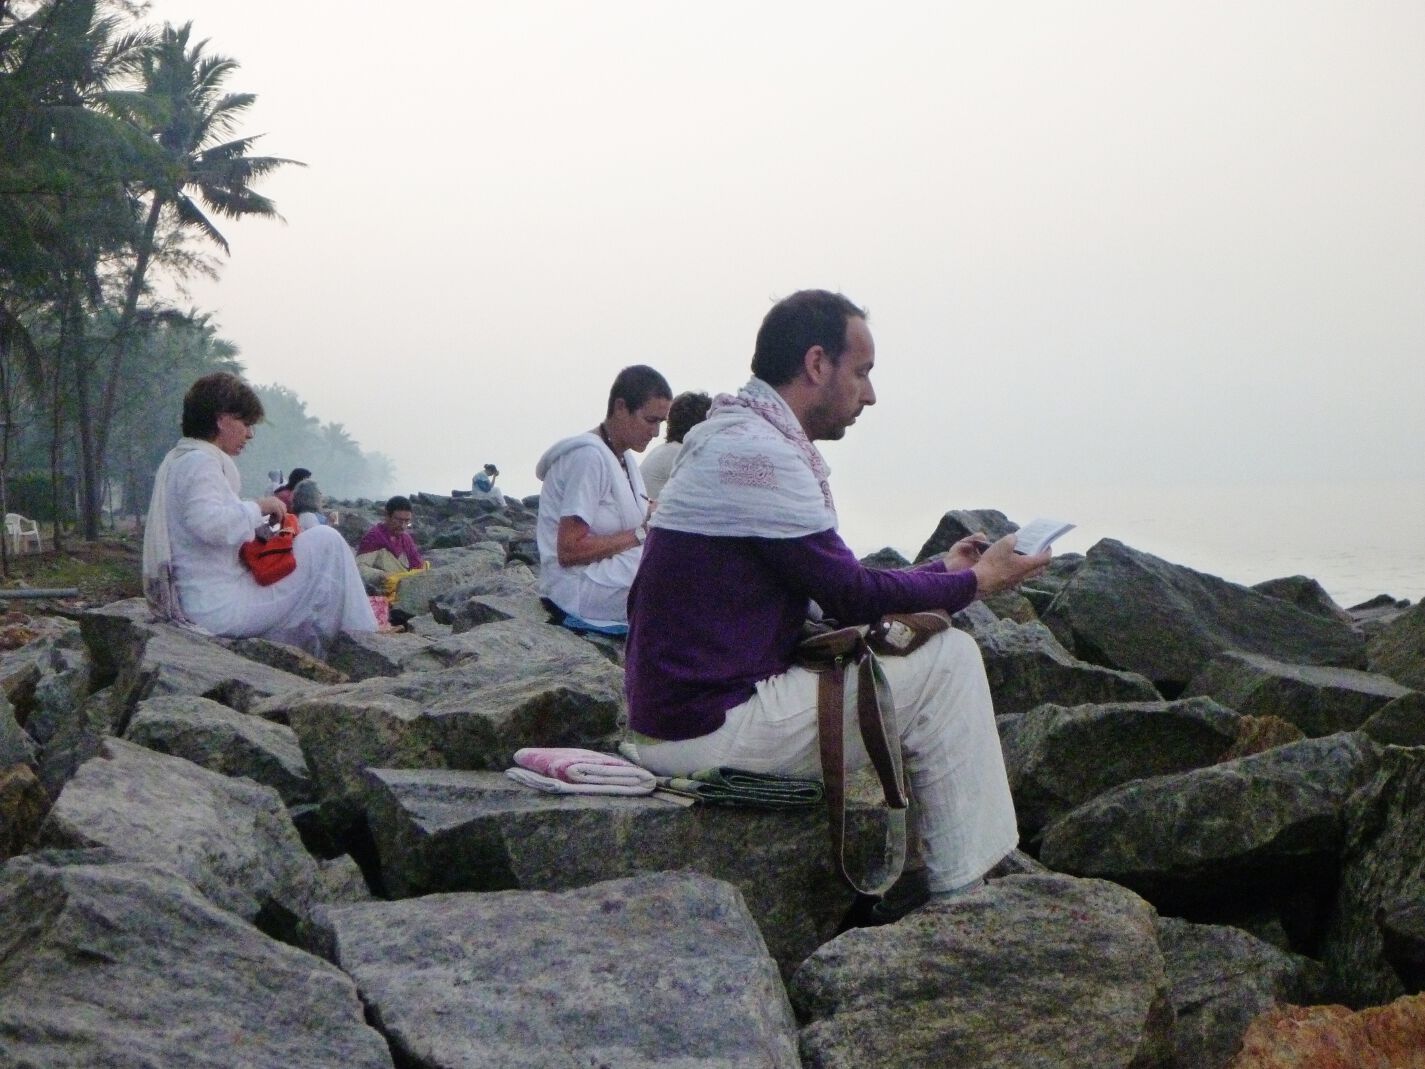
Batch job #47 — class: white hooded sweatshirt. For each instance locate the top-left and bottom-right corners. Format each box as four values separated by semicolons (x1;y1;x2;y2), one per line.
534;432;648;626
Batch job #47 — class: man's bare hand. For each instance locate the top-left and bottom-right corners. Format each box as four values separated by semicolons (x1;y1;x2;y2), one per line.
970;534;1050;597
943;531;991;572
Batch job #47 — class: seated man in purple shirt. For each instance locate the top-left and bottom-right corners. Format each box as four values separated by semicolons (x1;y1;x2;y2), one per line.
357;495;424;570
625;289;1049;915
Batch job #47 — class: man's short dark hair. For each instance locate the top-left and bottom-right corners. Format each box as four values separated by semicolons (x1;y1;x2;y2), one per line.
665;391;712;443
606;365;672;417
284;468;312;492
751;290;868;387
385;495;412;515
181;372;264;439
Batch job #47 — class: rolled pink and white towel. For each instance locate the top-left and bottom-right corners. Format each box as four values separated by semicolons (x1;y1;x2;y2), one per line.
505;747;655;796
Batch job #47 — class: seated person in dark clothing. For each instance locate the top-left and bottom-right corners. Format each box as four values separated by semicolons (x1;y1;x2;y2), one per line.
624;290;1050;913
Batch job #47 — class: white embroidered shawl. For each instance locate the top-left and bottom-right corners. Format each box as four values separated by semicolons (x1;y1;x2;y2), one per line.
650;377;837;538
142;437;238;625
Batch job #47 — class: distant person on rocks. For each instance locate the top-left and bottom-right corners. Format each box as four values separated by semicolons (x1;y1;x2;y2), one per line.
357;495;424;571
290;478;337;530
640;390;711;502
623;290;1049;916
535;365;672;631
470;463;506;506
141;373;376;656
274;468;311;510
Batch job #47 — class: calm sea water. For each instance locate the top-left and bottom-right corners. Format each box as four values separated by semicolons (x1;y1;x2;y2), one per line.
838;478;1425;611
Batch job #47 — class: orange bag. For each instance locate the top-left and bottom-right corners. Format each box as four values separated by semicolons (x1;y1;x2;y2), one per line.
239;513;300;586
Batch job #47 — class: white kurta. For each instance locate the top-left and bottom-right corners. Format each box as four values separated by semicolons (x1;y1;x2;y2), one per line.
638;440;681;502
534;432;646;626
161;448;375;655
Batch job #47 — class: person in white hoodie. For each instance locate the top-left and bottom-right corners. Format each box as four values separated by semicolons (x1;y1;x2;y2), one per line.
535;365;672;630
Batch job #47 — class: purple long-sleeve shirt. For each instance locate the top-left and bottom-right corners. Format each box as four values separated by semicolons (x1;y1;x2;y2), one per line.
356;523;423;570
625;527;978;741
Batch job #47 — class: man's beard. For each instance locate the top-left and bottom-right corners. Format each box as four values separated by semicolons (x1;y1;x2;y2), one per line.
806;400;854;442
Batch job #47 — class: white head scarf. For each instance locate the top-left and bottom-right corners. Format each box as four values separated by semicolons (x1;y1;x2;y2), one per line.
650;377;836;539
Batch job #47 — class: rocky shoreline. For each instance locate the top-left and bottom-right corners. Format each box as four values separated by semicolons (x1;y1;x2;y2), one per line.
2;494;1422;1067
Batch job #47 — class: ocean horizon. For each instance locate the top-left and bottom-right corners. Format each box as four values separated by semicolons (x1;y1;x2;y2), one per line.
837;476;1424;612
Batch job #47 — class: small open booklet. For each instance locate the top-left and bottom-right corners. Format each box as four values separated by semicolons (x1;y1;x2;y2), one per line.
1012;517;1075;555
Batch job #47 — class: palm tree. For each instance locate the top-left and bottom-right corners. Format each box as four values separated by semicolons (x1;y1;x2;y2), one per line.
78;19;301;537
1;0;152;291
1;0;155;545
1;0;153;326
123;21;301;285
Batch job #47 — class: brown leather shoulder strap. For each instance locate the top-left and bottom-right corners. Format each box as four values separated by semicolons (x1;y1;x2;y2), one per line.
815;641;907;896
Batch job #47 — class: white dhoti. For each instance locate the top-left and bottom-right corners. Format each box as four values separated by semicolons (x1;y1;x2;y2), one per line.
634;627;1018;892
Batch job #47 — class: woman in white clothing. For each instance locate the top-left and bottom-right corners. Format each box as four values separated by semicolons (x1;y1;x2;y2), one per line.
639;390;711;502
534;365;671;628
142;373;376;656
291;477;338;530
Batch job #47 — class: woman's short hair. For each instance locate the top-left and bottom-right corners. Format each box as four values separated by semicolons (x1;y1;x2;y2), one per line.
606;365;672;417
290;479;322;514
181;373;264;440
665;391;712;443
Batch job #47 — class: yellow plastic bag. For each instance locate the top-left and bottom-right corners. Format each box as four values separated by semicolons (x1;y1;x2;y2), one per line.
382;562;430;600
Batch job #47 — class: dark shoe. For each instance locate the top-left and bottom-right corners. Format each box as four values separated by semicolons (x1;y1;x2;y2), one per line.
867;866;930;925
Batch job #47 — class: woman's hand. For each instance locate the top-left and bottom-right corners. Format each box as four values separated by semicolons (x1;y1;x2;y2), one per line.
256;495;287;519
970;534;1051;597
556;515;640;566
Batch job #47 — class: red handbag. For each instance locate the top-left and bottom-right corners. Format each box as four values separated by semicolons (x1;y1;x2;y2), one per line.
239;513;300;586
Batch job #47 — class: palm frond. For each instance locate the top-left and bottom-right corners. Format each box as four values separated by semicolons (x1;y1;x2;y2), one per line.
195;90;254;140
194;181;279;222
170;190;228;252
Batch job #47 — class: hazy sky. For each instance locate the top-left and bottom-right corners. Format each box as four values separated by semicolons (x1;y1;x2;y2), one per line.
140;1;1423;585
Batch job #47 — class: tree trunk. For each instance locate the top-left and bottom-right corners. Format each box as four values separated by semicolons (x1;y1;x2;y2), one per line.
73;379;101;541
57;271;101;541
91;197;164;511
48;321;66;555
0;358;11;579
57;198;166;546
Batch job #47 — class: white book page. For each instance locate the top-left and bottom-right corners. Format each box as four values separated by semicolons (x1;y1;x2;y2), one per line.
1013;517;1075;555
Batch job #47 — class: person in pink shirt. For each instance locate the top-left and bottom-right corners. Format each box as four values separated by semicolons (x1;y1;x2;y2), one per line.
357;495;423;570
274;468;311;510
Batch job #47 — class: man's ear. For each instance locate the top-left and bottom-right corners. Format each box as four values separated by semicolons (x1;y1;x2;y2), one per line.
611;398;629;418
803;345;832;385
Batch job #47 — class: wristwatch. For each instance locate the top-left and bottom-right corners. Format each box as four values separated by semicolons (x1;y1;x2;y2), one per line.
634;525;648;544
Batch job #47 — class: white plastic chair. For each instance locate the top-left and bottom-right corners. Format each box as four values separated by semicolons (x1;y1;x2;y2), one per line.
5;513;41;554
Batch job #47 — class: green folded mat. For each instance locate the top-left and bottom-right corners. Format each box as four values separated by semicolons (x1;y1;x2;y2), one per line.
657;766;824;809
